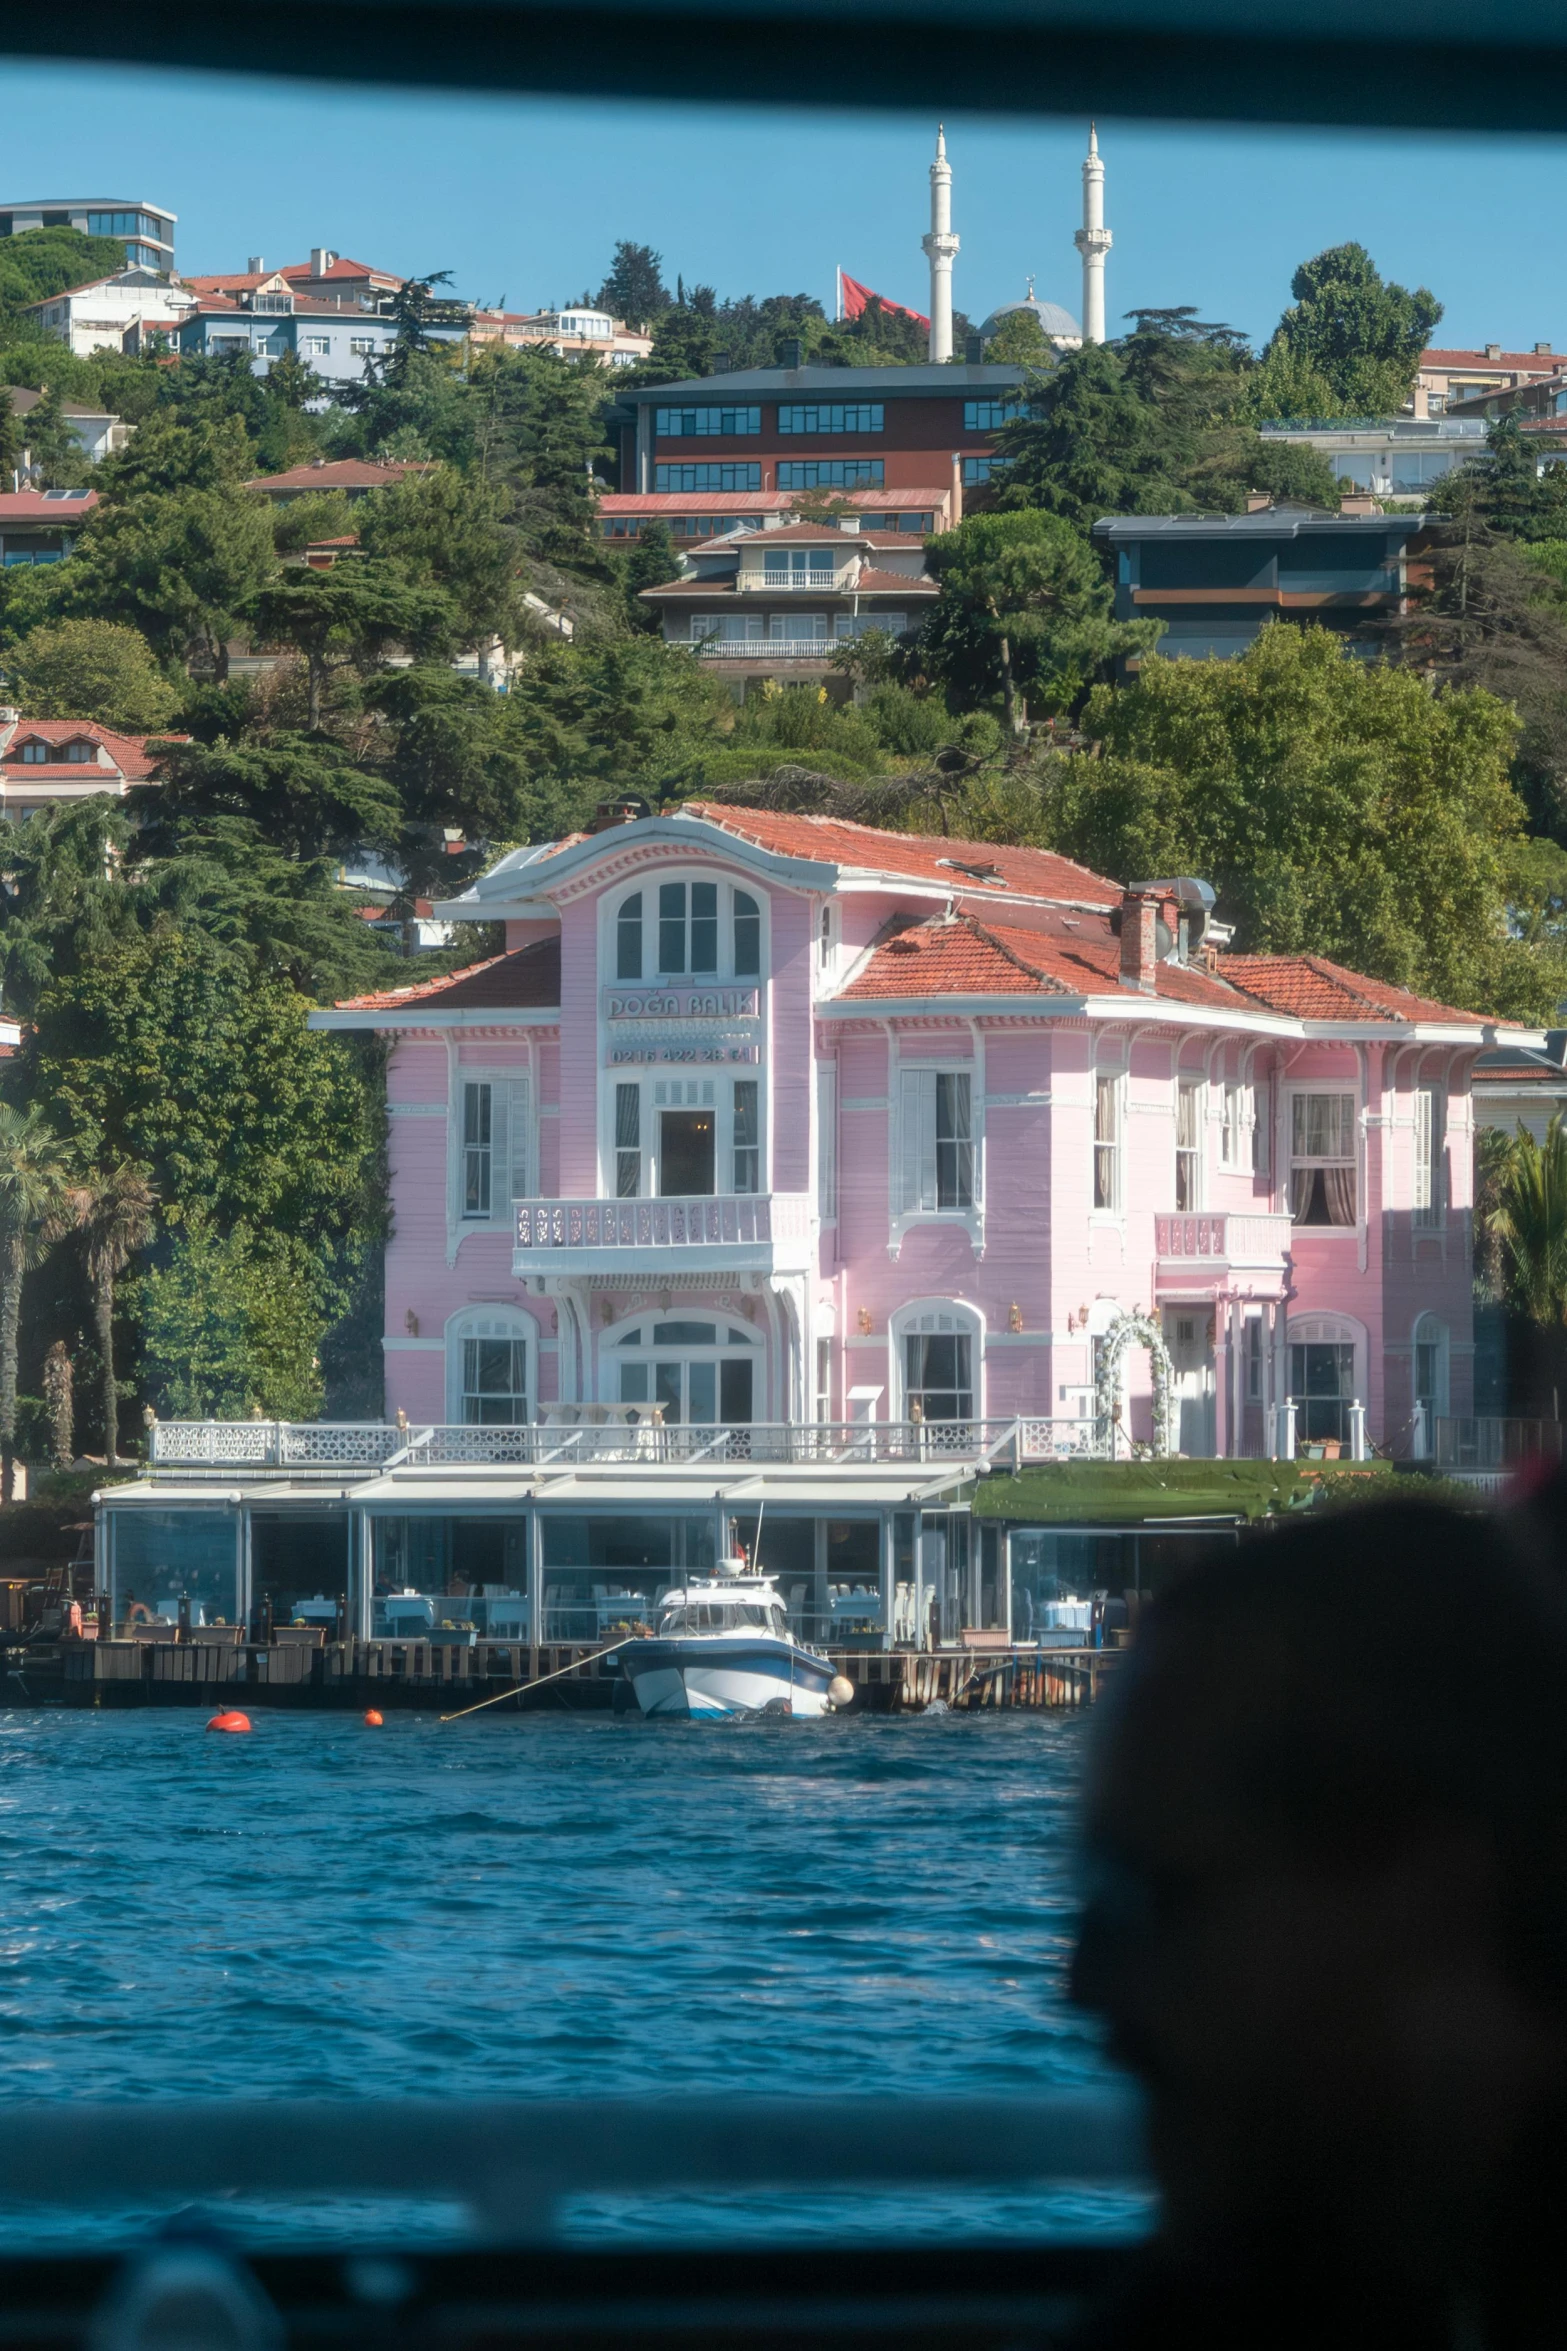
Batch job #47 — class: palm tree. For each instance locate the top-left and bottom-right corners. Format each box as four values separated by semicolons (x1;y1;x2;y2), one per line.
0;1105;76;1500
77;1162;156;1468
1487;1115;1567;1328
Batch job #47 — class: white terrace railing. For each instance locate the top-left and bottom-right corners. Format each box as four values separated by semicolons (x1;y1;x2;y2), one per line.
147;1415;1113;1473
516;1194;809;1253
693;639;835;660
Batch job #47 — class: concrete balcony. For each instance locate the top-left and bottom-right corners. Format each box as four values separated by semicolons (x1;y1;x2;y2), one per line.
514;1193;813;1279
1154;1210;1293;1289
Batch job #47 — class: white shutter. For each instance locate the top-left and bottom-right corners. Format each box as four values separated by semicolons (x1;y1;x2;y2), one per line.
487;1084;509;1227
899;1068;937;1213
508;1077;531;1215
1412;1086;1432;1213
817;1065;837;1219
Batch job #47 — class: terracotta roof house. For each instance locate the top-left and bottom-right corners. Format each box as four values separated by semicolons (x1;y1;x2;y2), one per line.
245;457;434;502
0;716;167;815
293;798;1524;1537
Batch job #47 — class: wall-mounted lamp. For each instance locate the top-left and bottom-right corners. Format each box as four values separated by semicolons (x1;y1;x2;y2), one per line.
404;1309;419;1337
857;1306;873;1336
1008;1301;1023;1334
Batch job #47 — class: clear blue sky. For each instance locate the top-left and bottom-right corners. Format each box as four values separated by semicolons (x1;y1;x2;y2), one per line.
2;59;1561;352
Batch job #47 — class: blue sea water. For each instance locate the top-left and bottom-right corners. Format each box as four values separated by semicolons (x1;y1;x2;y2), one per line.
0;1707;1144;2246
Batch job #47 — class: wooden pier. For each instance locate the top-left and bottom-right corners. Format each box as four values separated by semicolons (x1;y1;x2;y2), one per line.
0;1636;1120;1714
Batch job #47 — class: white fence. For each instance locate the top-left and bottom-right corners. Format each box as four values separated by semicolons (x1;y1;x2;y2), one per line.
149;1415;1112;1472
515;1194;808;1253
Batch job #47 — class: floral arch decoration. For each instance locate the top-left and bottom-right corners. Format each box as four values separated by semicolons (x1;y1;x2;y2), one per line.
1094;1309;1175;1458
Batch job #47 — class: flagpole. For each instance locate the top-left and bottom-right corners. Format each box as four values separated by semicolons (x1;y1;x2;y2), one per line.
836;266;842;324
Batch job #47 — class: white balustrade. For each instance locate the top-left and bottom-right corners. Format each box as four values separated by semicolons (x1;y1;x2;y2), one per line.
515;1193;810;1253
1154;1211;1292;1268
148;1414;1114;1473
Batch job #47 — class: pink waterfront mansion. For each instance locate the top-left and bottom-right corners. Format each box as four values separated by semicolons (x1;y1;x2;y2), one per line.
312;799;1504;1465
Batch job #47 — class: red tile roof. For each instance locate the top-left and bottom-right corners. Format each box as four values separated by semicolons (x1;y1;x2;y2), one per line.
680;804;1123;907
698;522;921;548
280;257;402;288
839;913;1241;1007
334;935;560;1013
0;490;95;522
245;459;431;495
1217;954;1479;1025
853;566;937;593
0;720;162;780
1422;347;1558;371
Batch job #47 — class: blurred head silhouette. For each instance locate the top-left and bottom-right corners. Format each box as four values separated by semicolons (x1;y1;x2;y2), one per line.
1073;1499;1567;2348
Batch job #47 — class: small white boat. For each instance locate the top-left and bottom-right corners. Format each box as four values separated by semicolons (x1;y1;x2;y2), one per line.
618;1561;849;1720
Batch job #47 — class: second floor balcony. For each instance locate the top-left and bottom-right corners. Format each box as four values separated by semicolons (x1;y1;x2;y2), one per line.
1154;1211;1293;1290
514;1192;813;1279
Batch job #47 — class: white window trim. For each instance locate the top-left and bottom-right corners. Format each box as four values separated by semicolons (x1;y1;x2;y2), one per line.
599;1306;765;1420
889;1299;985;1423
816;1061;837;1224
602;868;769;989
446;1055;533;1263
1284;1084;1362;1237
1175;1074;1206;1212
888;1054;984;1260
444;1307;534;1426
1090;1061;1127;1223
1412;1082;1446;1228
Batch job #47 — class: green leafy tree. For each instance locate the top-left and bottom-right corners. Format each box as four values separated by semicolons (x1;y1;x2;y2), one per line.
147;735;402;861
4;619;177;730
920;507;1159;732
24;382;88;490
366;665;557;871
268;489;357;556
983;308;1056;366
0;395;21;493
76;1159;156;1465
641;293;719;384
1487;1116;1567;1332
137;1219;343;1421
1255;244;1442;418
0;1104;76;1499
0;229;128;325
247;560;458;728
621;519;679;629
1041;623;1548;1014
73;413;277;676
356;466;520;645
265;347;325;412
595;241;670;328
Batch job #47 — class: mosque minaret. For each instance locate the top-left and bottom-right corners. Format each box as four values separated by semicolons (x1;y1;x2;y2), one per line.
1074;122;1112;345
922;125;959;363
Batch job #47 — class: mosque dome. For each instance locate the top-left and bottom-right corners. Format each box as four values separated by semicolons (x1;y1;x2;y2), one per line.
980;288;1082;347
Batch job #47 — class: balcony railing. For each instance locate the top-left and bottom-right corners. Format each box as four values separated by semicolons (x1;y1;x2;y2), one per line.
147;1415;1113;1473
692;638;835;660
1154;1211;1293;1272
1433;1415;1567;1472
516;1193;808;1254
759;568;837;588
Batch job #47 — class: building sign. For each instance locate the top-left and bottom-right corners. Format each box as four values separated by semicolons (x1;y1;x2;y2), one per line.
610;1039;760;1065
606;989;760;1020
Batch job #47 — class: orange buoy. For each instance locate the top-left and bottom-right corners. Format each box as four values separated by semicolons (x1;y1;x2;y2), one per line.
363;1709;384;1727
206;1709;251;1734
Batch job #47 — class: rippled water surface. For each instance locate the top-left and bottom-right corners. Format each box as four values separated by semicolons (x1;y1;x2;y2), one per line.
0;1708;1138;2243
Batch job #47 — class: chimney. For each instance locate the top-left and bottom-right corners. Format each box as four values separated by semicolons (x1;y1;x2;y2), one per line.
964;331;984;364
248;256;264;274
1538;342;1554;355
838;513;860;534
310;248;337;278
777;336;802;369
1339;493;1378;515
1118;887;1160;994
1486;342;1502;360
1246;492;1272;512
951;451;964;527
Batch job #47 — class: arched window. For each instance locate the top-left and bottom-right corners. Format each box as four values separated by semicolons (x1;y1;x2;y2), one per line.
446;1309;533;1426
893;1303;982;1425
609;879;765;985
610;1315;763;1426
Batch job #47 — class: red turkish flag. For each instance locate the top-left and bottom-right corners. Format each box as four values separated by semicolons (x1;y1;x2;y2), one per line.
839;270;929;331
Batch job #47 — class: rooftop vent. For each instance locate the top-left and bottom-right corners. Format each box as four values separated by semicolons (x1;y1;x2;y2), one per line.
1486;342;1503;360
248;256;264;274
309;248;337;278
776;336;803;370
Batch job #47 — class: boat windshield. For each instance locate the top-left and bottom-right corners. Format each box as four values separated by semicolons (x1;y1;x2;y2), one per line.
659;1602;787;1633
